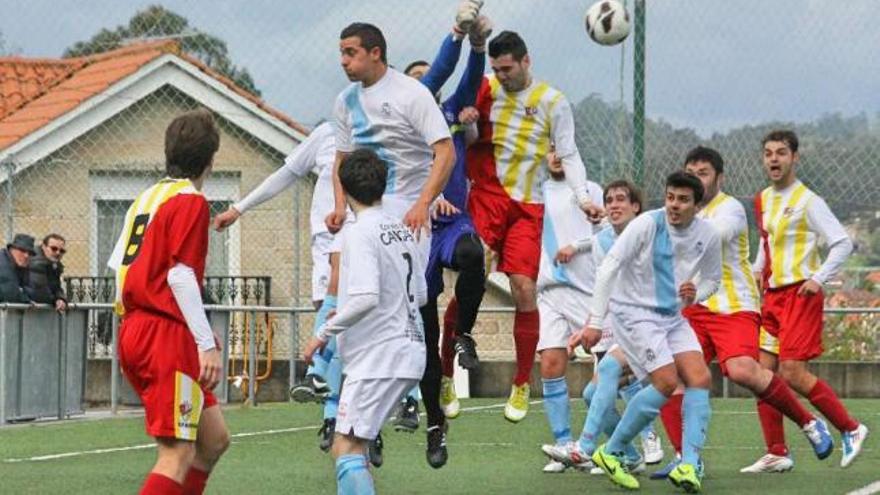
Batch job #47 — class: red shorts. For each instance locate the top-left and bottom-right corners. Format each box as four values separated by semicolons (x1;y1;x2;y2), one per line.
682;304;759;376
468;188;543;280
760;281;824;361
119;312;217;440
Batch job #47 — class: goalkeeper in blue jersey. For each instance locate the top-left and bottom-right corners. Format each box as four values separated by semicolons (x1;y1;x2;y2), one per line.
400;2;491;469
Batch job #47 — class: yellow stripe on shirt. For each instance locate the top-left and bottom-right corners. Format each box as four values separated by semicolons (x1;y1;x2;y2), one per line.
501;82;550;194
522;91;561;203
770;184;807;287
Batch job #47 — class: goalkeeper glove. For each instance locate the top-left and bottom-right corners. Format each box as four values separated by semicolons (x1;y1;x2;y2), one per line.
468;15;493;53
454;0;483;37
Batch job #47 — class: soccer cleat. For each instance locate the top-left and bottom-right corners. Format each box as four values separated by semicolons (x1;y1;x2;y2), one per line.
393;396;420;433
592;444;640;490
440;376;461;419
504;383;530;423
651;455;681;480
289;373;329;403
543;460;568;473
841;423;869;468
454;334;480;370
541;442;594;470
668;463;702;493
625;454;646;475
426;423;449;469
318;418;335;453
739;453;794;473
367;432;384;468
642;431;664;465
802;417;834;459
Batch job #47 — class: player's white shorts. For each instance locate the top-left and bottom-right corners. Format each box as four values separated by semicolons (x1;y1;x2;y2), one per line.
335;377;419;440
591;316;616;354
608;303;702;381
311;233;335;302
537;286;590;351
382;194;431;266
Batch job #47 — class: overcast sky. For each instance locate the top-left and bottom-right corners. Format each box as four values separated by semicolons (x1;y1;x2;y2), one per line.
3;0;879;136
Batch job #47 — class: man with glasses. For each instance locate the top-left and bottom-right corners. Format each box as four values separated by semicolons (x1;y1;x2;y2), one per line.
28;233;68;311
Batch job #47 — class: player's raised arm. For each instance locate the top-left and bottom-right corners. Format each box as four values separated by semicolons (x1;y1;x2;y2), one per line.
549;94;604;220
215;124;331;231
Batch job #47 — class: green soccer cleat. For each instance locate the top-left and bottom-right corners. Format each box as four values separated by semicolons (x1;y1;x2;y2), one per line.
668;463;702;493
592;444;640;490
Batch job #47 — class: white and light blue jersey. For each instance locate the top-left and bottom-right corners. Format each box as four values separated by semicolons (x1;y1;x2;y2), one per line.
334;69;451;202
590;208;722;321
537;179;604;294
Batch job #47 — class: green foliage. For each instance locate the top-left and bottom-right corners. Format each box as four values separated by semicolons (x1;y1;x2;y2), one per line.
822;315;880;360
62;5;260;97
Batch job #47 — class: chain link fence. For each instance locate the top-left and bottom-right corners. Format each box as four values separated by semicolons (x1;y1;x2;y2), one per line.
2;1;878;365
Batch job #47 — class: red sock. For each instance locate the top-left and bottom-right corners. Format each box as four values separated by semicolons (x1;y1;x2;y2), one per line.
758;375;813;427
183;467;210;495
757;398;788;456
140;473;184;495
512;310;539;386
441;298;458;378
659;393;683;455
808;379;859;432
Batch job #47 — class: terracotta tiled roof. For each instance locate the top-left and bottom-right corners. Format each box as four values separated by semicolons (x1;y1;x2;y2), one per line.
0;39;307;152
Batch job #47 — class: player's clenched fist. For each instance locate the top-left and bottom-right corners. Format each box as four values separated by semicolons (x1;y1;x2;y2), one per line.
679;280;697;306
213;206;241;231
454;0;483;35
458;106;480;125
567;325;602;357
302;336;328;366
198;348;223;390
325;208;346;234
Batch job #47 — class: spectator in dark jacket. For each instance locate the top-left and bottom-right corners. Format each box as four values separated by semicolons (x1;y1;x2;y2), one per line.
28;233;67;311
0;233;35;304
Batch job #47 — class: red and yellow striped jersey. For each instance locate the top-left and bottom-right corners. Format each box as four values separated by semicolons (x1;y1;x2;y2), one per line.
467;76;575;204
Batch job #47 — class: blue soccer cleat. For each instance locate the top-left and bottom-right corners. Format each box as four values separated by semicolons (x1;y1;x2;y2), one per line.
802;418;833;460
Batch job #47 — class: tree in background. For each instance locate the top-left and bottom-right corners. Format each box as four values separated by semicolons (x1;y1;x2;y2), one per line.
63;4;260;96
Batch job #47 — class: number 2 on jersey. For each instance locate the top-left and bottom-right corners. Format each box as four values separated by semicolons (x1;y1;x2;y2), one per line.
401;252;414;303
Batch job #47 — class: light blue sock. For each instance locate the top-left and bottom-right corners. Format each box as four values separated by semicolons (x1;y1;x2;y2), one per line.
308;295;338;377
582;380;597;407
542;376;572;444
323;354;342;420
600;405;640;462
619;379;656;440
578;356;622;455
335;453;374;495
682;388;711;466
407;385;421;401
606;384;668;455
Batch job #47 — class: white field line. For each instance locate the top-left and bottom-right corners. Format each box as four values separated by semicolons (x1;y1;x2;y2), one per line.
2;400;523;464
3;398;872;463
847;481;880;495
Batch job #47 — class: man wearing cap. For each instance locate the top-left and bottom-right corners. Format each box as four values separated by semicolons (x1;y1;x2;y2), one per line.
0;233;35;303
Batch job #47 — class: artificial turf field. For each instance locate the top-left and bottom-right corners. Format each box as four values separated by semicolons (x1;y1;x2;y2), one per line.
0;398;877;494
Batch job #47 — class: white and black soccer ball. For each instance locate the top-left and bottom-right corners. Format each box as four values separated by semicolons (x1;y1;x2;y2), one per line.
585;0;631;46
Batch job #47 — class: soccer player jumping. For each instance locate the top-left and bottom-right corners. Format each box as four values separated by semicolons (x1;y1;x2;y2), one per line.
467;30;603;422
110;109;230;495
746;130;868;471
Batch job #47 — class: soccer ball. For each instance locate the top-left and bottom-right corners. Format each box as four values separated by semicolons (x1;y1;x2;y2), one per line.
584;0;631;46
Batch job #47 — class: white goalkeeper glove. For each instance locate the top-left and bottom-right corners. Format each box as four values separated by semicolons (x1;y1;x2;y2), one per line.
454;0;483;37
468;15;493;53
